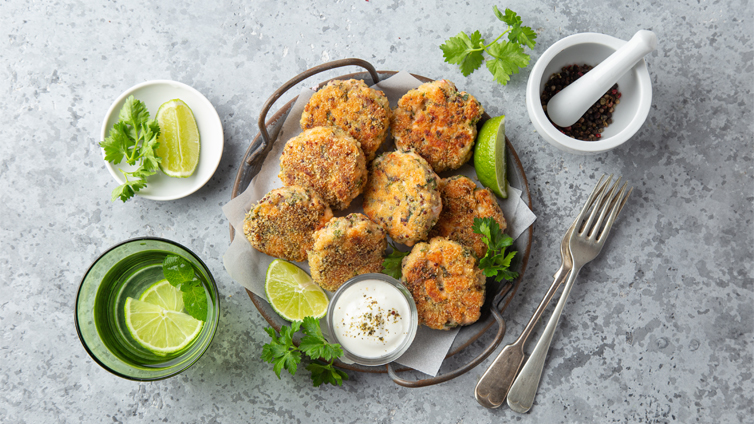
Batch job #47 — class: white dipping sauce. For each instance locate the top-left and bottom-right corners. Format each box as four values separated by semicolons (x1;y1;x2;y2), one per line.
332;279;412;359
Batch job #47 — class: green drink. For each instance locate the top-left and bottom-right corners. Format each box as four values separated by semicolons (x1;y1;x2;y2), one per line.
76;238;219;380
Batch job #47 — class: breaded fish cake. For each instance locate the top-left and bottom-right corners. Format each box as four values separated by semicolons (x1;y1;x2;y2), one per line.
300;79;392;162
392;80;484;172
243;186;333;262
429;175;507;258
362;151;442;246
401;237;485;330
279;126;367;210
308;213;387;291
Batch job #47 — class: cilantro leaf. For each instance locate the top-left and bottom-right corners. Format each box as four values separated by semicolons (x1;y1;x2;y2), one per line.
486;41;530;85
473;217;519;282
439;6;535;86
118;96;150;130
440;31;486;77
261;318;348;386
306;362;349;387
500;8;522;26
99;121;133;164
382;242;410;279
509;24;537;50
100;95;162;202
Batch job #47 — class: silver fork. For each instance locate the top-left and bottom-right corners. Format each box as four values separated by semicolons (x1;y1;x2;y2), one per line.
474;176;610;409
507;175;632;413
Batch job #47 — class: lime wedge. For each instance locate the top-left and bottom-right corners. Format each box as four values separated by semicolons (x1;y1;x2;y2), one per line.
139;279;184;312
125;297;203;355
474;115;508;199
155;99;200;178
265;259;329;321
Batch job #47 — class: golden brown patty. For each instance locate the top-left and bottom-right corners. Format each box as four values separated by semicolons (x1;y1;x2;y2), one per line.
308;213;387;291
429;175;507;258
362;151;442;246
243;186;333;262
401;237;485;330
392;80;484;172
279;126;367;210
300;79;392;162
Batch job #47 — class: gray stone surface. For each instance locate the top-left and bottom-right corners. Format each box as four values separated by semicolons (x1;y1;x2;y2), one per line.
1;0;752;422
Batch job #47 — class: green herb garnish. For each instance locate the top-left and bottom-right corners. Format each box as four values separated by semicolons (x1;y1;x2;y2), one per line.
161;254;208;321
382;242;410;279
440;6;536;86
99;95;161;202
473;217;519;281
261;317;348;387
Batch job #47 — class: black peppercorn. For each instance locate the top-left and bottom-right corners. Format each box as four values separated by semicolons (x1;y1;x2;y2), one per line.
540;64;622;141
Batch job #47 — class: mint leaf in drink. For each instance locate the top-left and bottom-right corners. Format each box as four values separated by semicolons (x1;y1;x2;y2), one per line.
180;279;208;321
162;255;195;287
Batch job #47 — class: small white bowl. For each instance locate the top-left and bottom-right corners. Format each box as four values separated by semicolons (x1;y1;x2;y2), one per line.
100;80;224;201
526;33;652;154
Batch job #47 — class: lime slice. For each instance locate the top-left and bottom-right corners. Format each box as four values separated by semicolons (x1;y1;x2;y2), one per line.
155;99;200;178
474;115;508;199
125;297;203;355
265;259;329;321
139;279;184;312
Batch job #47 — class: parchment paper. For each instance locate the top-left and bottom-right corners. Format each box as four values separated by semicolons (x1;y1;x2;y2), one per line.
222;72;536;376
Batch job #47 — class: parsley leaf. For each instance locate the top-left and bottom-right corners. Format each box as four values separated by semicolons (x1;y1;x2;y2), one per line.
485;41;530;86
440;31;486;77
306;362;349;387
99;95;162;202
382;242;410;279
472;217;519;282
261;318;348;386
439;6;536;86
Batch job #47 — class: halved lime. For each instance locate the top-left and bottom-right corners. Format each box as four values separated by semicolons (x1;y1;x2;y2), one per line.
155;99;201;178
265;259;328;321
139;279;184;312
474;115;508;199
125;297;203;355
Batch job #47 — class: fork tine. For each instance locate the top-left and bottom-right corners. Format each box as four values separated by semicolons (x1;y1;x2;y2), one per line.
588;177;622;240
582;176;615;237
575;174;611;233
596;183;631;243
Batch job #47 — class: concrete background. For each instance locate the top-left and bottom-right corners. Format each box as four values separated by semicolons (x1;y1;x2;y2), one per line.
1;0;751;422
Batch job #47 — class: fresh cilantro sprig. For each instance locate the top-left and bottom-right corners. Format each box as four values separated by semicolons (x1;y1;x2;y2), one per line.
440;6;537;85
382;242;410;279
472;217;519;282
161;254;208;321
99;95;161;202
261;316;349;387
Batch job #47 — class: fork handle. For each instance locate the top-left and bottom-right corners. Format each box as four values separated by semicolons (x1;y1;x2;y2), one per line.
475;265;569;408
507;265;582;413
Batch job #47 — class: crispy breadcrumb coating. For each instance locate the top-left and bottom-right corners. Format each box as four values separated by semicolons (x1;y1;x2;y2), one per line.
300;79;392;162
392;80;484;172
401;237;485;330
279;126;367;210
243;186;333;262
308;213;387;291
429;175;507;258
362;151;442;246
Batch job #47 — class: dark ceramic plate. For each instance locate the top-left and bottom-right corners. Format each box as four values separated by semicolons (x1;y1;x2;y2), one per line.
230;59;533;387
